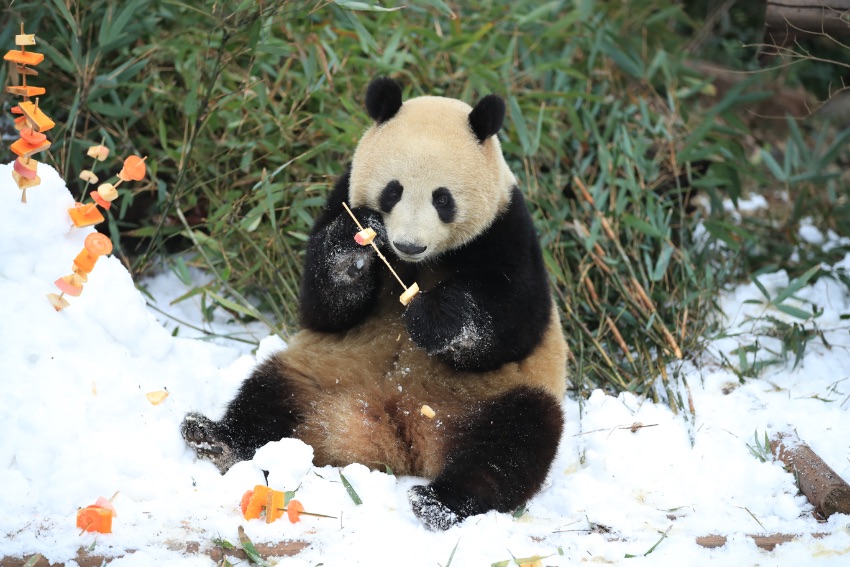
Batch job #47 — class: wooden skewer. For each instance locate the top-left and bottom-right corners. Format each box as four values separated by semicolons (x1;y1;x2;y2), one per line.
341;201;411;293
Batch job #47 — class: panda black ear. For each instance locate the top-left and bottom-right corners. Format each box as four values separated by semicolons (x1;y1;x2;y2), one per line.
365;77;403;124
468;94;505;143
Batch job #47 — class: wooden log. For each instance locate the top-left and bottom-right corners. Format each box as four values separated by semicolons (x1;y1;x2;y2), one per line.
761;0;850;60
0;540;309;566
696;532;827;551
770;431;850;519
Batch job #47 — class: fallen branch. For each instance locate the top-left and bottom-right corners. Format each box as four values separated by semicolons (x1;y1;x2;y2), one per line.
770;430;850;519
696;532;827;551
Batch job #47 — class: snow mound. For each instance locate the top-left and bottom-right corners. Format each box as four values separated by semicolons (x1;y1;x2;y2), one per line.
1;162;849;566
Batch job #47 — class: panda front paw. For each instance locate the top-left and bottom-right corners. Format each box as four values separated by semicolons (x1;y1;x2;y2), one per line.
181;412;238;474
323;208;387;285
408;485;461;531
403;287;493;369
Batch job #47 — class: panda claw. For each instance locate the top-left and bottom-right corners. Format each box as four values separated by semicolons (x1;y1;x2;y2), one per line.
180;412;237;473
408;485;460;531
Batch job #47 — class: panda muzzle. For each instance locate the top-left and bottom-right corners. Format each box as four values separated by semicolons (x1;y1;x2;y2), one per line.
393;241;427;257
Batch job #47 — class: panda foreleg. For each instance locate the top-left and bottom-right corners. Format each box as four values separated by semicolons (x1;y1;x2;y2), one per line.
181;356;303;474
300;207;387;332
408;386;563;530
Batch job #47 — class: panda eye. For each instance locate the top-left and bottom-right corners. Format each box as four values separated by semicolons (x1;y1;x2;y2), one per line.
379;180;403;213
432;187;456;223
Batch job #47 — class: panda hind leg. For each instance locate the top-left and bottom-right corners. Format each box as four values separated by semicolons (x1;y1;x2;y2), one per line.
181;356;304;474
408;386;563;530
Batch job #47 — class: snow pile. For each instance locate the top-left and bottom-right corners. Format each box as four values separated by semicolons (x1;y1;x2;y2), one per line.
1;162;849;566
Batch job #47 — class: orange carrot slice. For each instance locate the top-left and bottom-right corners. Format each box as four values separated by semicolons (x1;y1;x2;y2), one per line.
76;506;112;533
240;489;254;516
118;155;146;181
242;485;270;520
20;128;47;145
84;233;113;256
90;190;111;209
287;499;304;524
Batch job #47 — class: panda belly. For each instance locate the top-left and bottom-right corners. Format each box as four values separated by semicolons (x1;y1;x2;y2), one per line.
275;290;568;479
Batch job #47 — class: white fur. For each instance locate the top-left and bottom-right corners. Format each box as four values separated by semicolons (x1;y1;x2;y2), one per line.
349;96;516;261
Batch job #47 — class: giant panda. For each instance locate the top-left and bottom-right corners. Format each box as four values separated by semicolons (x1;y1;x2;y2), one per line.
181;77;569;530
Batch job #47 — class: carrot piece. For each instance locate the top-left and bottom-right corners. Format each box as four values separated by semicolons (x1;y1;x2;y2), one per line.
20;128;47;145
240;489;254;516
76;506;112;533
68;204;105;229
84;233;113;256
118;155;147;181
287;499;305;524
90;190;111;209
242;485;270;520
266;489;285;523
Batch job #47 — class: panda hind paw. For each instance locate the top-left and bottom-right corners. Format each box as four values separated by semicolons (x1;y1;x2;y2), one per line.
408;485;460;531
180;412;237;474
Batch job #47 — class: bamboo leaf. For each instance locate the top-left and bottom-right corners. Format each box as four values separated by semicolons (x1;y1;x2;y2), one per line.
339;471;363;505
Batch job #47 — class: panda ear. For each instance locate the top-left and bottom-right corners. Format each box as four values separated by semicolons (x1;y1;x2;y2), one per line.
468;94;505;143
365;77;403;124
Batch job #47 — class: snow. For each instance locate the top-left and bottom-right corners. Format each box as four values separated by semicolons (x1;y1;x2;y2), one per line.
1;162;849;566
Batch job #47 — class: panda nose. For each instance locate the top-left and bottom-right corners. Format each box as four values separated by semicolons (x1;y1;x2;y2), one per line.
393;241;427;256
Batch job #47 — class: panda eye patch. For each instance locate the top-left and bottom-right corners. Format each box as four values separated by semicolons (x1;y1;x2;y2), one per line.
379;180;404;213
432;187;456;223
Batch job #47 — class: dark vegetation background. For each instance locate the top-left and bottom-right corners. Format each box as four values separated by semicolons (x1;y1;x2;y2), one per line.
2;0;849;407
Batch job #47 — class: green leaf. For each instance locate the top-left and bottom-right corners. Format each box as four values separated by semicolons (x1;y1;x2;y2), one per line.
23;555;43;567
238;526;270;567
333;0;405;11
206;291;261;319
772;265;819;305
339;471;363;505
651;244;674;282
491;561;511;567
623;214;664;239
445;539;460;567
775;303;814;320
760;149;786;182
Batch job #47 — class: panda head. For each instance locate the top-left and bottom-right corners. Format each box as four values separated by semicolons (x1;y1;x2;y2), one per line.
349;78;517;263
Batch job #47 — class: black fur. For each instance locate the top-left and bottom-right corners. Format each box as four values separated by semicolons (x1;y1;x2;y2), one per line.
409;386;564;530
468;94;505;143
378;180;404;213
298;169;387;333
403;186;553;371
365;77;403;124
432;187;456;223
181;358;303;472
302;173;552;370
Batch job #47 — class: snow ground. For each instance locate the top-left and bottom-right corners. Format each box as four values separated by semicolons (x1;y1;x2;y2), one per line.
1;163;848;566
